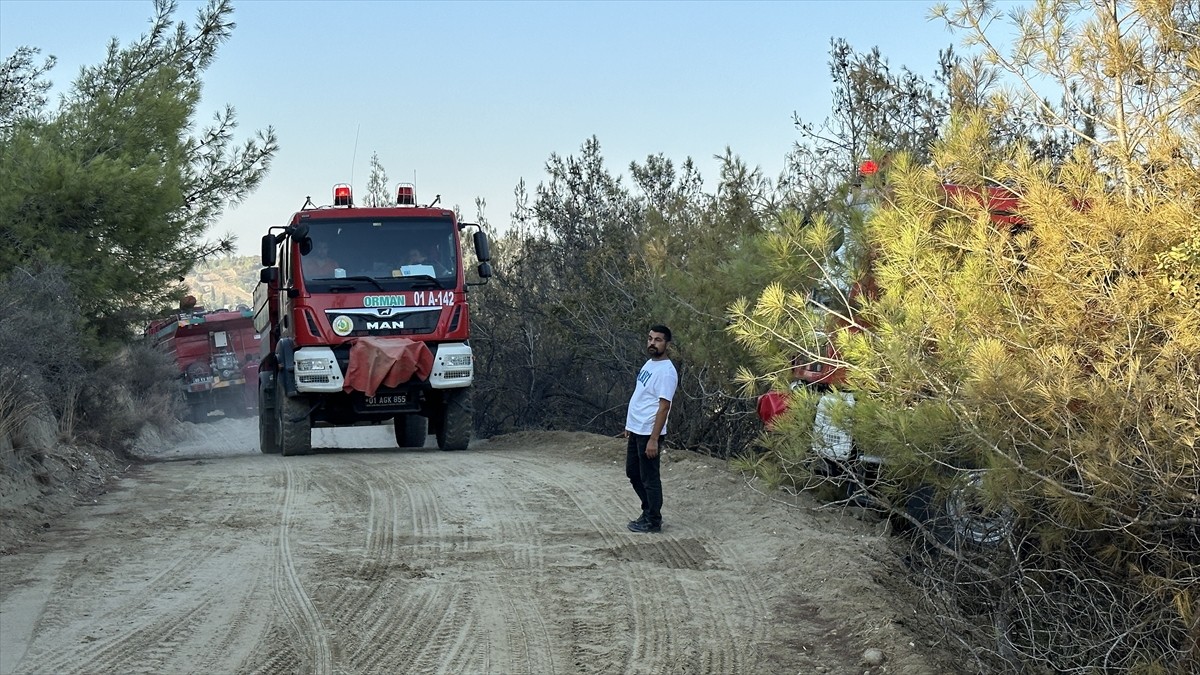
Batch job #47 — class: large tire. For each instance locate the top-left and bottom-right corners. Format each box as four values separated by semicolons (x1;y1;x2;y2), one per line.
942;471;1014;549
258;375;280;454
276;382;311;456
187;393;210;424
394;414;428;448
436;387;472;451
906;475;1014;552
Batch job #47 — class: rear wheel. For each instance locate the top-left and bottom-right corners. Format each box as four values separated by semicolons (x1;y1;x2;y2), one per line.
276;382;311;456
258;374;280;454
394;414;428;448
436;387;472;451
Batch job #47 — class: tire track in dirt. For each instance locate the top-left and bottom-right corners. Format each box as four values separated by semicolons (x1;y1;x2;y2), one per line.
3;426;937;675
501;449;772;674
490;581;559;674
350;582;461;674
267;461;332;675
448;457;564;674
400;584;486;674
308;459;426;670
337;456;479;673
493;452;668;673
14;460;272;675
295;460;393;626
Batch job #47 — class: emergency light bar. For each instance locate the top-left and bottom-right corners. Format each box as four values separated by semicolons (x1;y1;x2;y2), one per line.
333;183;353;207
396;183;416;206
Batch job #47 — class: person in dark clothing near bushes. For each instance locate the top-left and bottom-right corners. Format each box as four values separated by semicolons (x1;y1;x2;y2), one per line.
624;325;679;533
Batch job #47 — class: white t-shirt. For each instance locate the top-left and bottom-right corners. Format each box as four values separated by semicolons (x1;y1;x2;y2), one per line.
625;358;679;436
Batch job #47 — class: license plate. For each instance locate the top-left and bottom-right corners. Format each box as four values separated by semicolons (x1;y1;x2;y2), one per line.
365;394;407;407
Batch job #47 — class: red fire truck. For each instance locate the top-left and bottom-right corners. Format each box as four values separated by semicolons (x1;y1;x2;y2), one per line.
148;304;260;423
255;182;492;455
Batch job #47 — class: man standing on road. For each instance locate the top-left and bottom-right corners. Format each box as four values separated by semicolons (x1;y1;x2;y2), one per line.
624;324;678;533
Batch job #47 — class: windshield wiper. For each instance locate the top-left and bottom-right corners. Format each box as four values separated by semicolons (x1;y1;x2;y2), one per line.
315;275;386;291
405;275;443;289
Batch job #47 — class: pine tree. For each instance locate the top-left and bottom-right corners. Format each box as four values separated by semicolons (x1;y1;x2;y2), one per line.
732;1;1200;670
0;0;276;346
364;152;389;207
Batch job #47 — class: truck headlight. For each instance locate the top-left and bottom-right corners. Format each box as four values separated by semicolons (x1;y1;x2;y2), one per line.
296;358;330;372
442;354;472;367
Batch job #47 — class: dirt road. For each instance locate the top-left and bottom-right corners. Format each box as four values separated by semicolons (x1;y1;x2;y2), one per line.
0;419;944;674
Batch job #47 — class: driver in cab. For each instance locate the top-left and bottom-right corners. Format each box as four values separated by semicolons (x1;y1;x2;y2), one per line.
305;240;345;279
401;243;450;277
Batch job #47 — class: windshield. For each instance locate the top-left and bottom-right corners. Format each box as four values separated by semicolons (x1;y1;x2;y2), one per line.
299;217;458;289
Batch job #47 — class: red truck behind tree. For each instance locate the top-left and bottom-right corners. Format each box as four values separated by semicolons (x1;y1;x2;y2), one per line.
255;182;492;456
755;164;1022;548
758;165;1026;427
147;301;260;423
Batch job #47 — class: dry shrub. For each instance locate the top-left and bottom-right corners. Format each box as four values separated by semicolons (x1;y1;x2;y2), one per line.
77;343;181;450
0;267;87;424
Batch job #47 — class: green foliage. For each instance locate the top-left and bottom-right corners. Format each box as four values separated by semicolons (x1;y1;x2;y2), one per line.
471;138;646;436
855;112;1200;672
0;46;55;133
472;138;778;454
364;152;389;207
0;0;276;346
183;254;259;310
783;38;954;215
734;2;1200;670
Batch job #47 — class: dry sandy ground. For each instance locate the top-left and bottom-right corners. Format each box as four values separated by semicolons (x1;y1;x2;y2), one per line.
0;419;951;674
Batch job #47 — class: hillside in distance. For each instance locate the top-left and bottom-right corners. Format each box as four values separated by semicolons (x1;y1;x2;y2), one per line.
184;255;260;310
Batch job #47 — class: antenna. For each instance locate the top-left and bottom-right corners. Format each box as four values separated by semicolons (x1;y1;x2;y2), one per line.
349;124;361;189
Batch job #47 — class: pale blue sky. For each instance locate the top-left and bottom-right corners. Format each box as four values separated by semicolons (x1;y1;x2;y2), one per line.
1;0;964;254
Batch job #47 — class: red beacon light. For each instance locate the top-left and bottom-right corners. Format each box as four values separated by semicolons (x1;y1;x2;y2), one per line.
396;182;416;206
333;183;353;207
858;160;879;177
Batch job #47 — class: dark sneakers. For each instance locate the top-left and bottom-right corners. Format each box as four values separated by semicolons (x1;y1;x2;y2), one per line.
627;519;662;533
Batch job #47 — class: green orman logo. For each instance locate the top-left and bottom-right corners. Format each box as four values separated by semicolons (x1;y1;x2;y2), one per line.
331;315;354;336
363;295;406;308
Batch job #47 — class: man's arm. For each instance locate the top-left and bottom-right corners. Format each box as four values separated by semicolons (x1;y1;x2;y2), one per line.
644;398;672;458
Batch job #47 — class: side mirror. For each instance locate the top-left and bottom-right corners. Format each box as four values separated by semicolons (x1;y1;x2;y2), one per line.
259;267;279;284
287;221;310;239
472;231;491;263
477;261;493;279
261;234;277;267
299;237;313;256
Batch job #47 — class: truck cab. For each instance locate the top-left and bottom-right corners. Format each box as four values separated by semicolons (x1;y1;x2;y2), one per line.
255;183;492;455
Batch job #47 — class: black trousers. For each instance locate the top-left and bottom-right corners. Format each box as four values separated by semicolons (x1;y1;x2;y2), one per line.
626;433;663;525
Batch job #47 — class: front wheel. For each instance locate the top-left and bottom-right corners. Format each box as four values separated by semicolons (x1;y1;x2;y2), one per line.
905;473;1015;552
436;387;472;451
276;382;312;456
186;393;210;424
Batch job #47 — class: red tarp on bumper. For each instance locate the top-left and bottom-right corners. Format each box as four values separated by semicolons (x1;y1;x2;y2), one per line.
342;337;434;397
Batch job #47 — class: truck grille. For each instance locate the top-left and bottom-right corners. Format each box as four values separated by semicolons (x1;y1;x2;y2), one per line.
298;374;331;384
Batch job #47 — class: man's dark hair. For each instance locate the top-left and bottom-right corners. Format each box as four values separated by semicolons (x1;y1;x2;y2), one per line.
649;324;672;342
